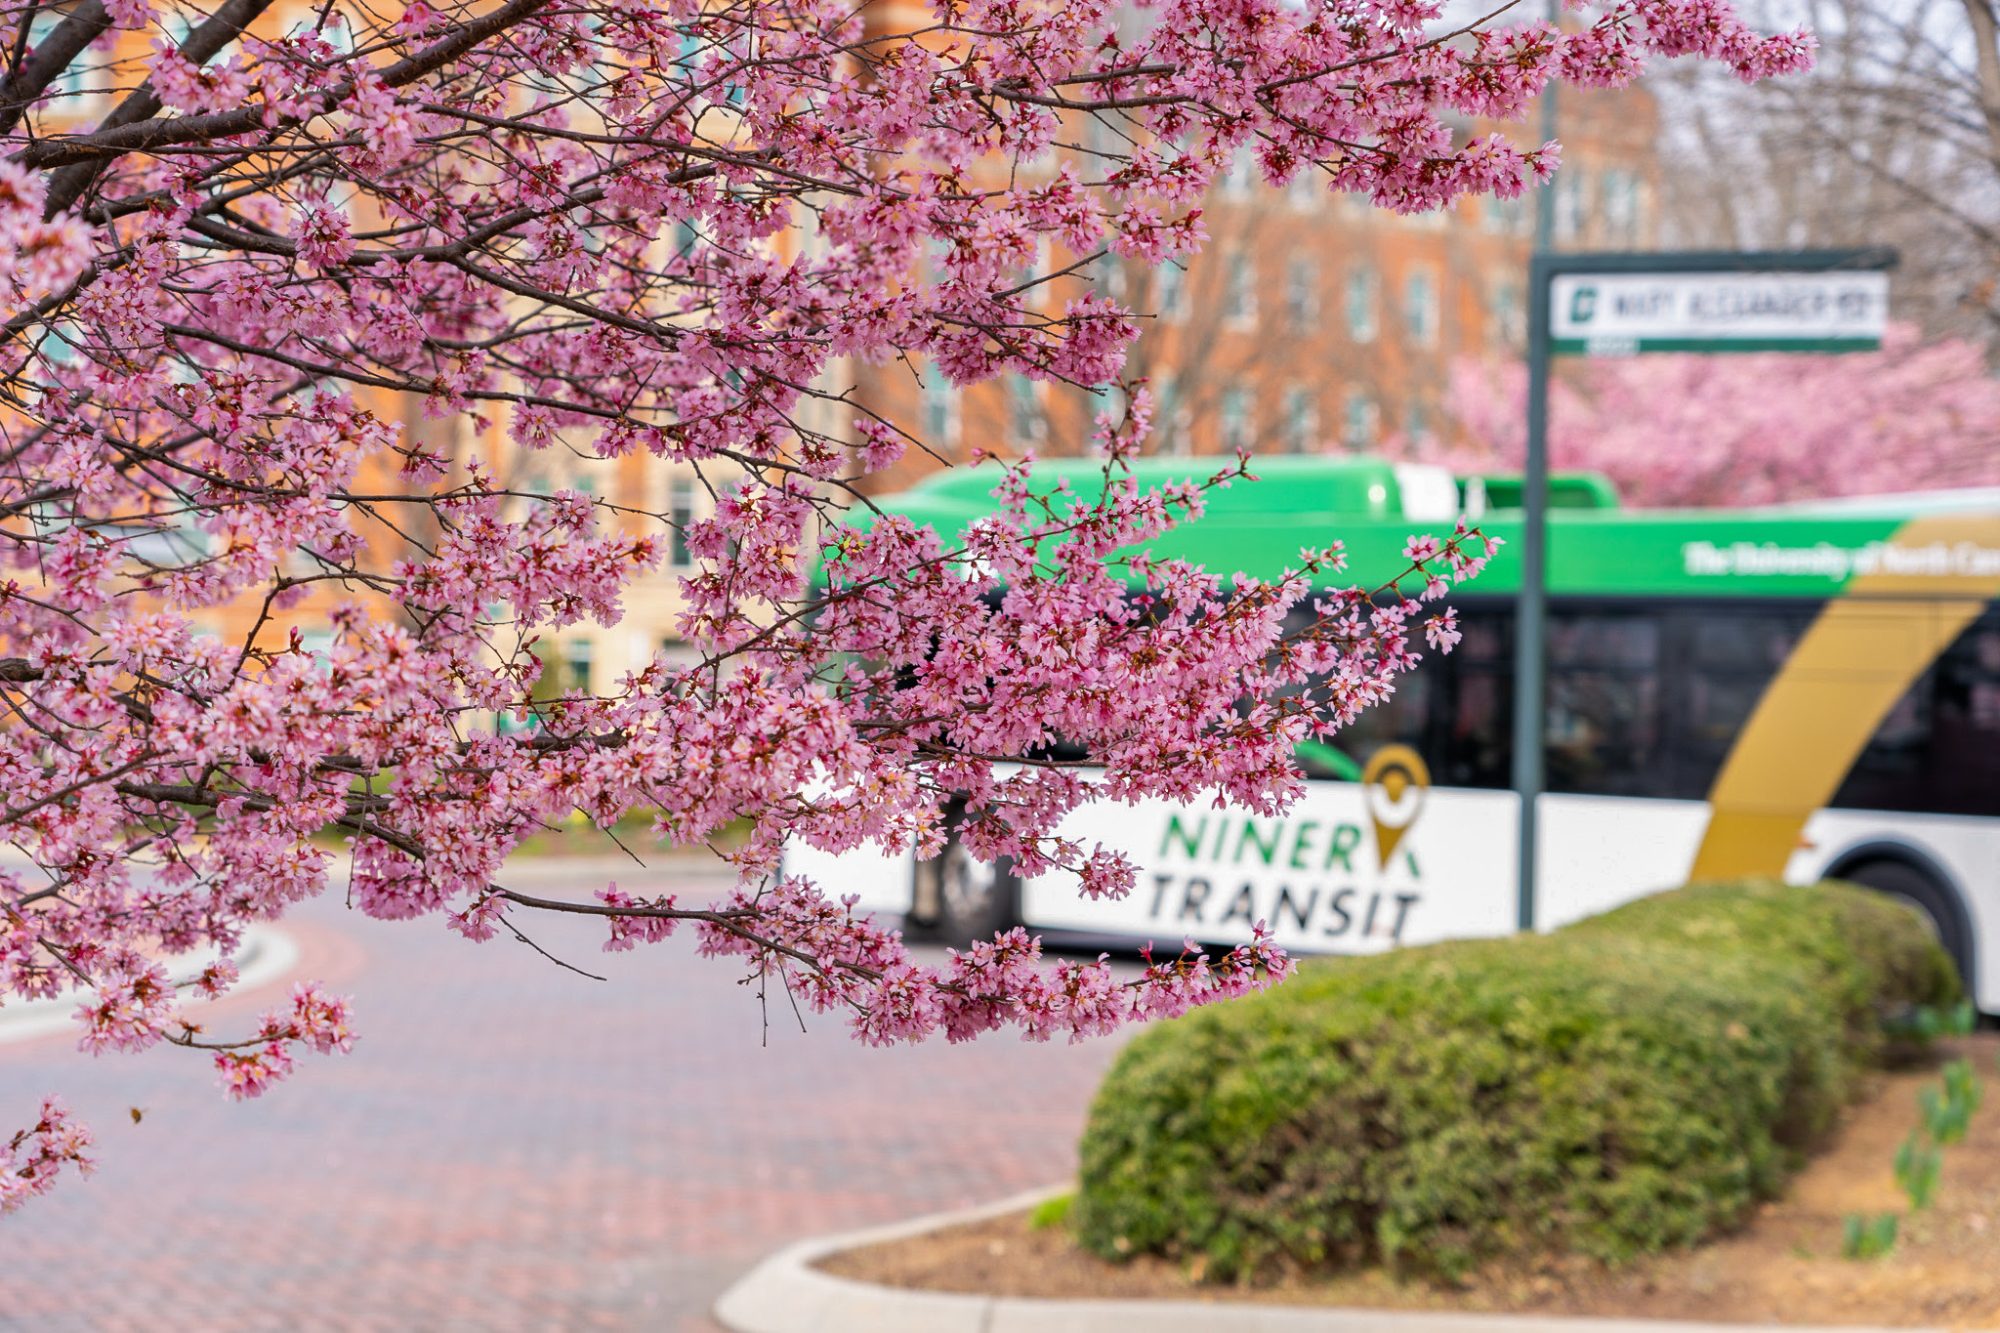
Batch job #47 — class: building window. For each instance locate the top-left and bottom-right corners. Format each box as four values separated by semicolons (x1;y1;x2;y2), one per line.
1345;267;1378;343
41;323;80;366
1403;200;1448;232
1555;168;1586;243
1223;147;1255;200
1157;262;1186;321
1223;250;1257;329
30;12;98;111
1152;373;1187;454
1220;384;1253;453
668;475;697;568
1287;167;1320;212
1082;111;1116;160
919;362;959;448
560;638;594;694
1602;169;1642;246
1008;374;1041;447
1093;382;1129;428
1342;389;1378;450
1483;194;1529;236
1283;386;1318;453
1405;401;1430;444
1404;268;1438;347
1098;254;1129;304
1491;280;1523;350
1285;257;1319;331
656;636;701;673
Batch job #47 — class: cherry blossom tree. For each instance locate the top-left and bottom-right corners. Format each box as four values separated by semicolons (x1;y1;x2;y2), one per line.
0;0;1807;1208
1437;325;2000;507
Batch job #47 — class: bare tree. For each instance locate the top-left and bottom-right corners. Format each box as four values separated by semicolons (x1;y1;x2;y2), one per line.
1656;0;2000;348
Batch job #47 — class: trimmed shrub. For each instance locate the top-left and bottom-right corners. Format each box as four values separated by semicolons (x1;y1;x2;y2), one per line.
1074;879;1957;1282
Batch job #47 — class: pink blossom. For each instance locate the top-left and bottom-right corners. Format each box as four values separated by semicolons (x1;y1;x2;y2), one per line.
215;1043;295;1100
0;0;1805;1211
294;203;356;270
2;1098;95;1214
149;41;254;115
597;885;679;952
74;958;174;1055
102;0;151;27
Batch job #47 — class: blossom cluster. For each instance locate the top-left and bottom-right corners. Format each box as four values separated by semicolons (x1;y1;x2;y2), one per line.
212;984;357;1101
1;1098;93;1214
0;0;1798;1207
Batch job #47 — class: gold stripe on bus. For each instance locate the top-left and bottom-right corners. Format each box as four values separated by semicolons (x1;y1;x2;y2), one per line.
1689;513;2000;881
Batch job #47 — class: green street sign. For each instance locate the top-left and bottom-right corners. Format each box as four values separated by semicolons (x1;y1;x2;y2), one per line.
1549;269;1889;356
1512;247;1896;936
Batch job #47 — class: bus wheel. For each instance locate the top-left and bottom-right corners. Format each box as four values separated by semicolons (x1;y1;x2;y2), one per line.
1843;859;1975;998
935;834;1019;948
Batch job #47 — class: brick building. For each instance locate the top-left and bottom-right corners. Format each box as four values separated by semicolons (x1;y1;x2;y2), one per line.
11;5;744;694
15;9;1661;701
850;83;1661;487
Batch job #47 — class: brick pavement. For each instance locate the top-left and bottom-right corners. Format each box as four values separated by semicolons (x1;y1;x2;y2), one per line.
0;858;1131;1331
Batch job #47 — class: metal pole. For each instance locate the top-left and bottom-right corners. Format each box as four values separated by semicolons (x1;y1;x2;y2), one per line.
1512;57;1558;934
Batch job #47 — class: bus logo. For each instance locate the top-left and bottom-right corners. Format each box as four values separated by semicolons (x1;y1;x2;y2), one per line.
1363;744;1430;871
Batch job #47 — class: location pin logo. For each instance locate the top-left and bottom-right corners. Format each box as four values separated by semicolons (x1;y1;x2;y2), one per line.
1362;744;1430;872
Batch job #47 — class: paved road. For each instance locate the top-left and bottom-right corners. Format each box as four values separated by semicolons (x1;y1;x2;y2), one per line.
1;858;1131;1330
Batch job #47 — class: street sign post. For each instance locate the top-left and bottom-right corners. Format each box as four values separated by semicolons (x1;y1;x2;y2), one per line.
1548;267;1891;356
1511;248;1897;935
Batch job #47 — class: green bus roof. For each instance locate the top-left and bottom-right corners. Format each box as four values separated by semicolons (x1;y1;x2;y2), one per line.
839;458;2000;600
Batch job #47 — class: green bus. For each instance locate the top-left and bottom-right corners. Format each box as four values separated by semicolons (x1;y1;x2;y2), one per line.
786;457;2000;1006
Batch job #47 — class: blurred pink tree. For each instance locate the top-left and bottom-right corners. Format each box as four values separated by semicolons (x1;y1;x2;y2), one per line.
1439;325;2000;507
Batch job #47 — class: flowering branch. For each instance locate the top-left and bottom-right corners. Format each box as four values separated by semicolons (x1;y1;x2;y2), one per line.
0;0;1802;1208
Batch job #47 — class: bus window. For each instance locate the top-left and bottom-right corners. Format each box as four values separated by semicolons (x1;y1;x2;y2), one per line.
1434;605;1512;789
1834;683;1935;813
1545;610;1662;797
1669;605;1815;800
1834;609;2000;817
1934;618;2000;811
1284;596;1441;780
1338;659;1433;767
1454;607;1511;665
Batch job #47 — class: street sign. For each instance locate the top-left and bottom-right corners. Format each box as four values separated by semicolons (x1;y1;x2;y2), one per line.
1549;269;1890;356
1511;248;1896;939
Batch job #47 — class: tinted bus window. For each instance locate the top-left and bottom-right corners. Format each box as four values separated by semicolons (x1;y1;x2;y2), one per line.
1834;608;2000;817
1433;605;1511;789
1935;615;2000;811
1294;599;1516;790
1279;598;1433;776
1545;609;1662;797
1667;604;1815;800
1338;659;1433;756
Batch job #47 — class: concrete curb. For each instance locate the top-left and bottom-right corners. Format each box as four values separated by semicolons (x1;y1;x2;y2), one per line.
0;923;299;1047
712;1186;1946;1333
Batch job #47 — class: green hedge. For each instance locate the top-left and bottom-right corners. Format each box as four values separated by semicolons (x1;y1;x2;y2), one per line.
1074;879;1959;1283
